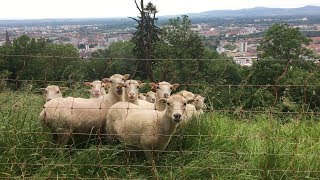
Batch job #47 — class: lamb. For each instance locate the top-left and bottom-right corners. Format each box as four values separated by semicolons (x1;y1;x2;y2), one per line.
123;80;154;109
150;81;179;111
145;91;156;103
40;85;68;102
106;94;193;174
85;80;110;98
39;74;130;145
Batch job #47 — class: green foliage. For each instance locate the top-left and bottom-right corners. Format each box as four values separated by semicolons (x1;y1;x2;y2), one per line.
223;43;237;51
130;0;160;81
257;24;312;60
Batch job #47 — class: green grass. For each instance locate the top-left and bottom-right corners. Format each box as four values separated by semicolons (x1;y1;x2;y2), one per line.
0;91;320;179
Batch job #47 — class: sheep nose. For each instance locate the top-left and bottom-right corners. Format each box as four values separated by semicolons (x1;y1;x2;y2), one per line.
173;113;181;119
163;93;169;98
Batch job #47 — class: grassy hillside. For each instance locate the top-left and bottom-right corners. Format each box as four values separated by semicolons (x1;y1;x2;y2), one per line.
0;91;320;179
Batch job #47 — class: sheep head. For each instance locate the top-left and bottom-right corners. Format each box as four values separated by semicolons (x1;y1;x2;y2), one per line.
85;80;110;98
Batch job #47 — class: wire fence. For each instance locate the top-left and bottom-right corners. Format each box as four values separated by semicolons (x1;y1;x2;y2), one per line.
1;55;320;179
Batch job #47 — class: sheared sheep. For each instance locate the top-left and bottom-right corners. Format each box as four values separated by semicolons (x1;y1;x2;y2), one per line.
145;91;156;103
175;90;195;101
39;74;130;145
123;80;154;109
150;81;179;111
40;85;68;102
85;80;110;98
106;94;193;174
138;93;147;101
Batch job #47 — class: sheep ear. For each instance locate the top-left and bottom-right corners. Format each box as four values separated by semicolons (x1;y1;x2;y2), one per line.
187;99;195;104
149;82;157;90
123;74;130;80
60;87;68;91
102;78;111;83
171;83;179;90
139;83;146;88
158;98;167;104
84;82;91;87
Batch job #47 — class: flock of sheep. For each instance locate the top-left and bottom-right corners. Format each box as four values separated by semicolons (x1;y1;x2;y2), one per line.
39;73;206;172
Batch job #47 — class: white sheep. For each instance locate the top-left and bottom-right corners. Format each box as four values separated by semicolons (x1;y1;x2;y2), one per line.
175;90;195;101
145;91;156;103
106;94;193;173
39;74;130;145
123;80;154;109
193;94;206;115
85;80;110;98
40;85;68;102
138;93;147;101
150;81;179;111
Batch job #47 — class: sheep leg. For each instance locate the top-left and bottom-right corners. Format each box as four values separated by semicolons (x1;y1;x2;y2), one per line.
56;129;72;145
144;151;159;180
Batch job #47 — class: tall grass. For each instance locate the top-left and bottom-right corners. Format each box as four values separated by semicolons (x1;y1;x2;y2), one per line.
0;91;319;179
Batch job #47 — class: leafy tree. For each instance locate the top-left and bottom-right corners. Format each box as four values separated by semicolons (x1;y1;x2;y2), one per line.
257;24;312;60
130;0;160;81
88;42;136;80
153;15;205;84
0;35;82;89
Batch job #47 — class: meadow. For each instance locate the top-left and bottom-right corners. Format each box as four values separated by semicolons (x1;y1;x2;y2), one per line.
0;90;320;179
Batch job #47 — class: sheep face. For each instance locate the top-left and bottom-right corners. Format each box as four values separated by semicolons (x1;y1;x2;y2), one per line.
193;95;206;110
159;95;189;123
85;80;109;98
102;74;130;96
146;91;156;103
40;85;66;102
150;81;179;99
124;80;146;101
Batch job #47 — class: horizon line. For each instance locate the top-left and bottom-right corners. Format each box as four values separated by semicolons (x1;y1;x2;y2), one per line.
0;4;319;21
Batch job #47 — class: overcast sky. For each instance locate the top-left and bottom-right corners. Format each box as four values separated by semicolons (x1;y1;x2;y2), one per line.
1;0;320;20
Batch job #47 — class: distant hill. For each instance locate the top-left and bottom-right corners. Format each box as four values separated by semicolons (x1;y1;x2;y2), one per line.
188;5;320;18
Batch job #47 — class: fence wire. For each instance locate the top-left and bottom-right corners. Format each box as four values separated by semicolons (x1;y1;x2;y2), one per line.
0;54;320;179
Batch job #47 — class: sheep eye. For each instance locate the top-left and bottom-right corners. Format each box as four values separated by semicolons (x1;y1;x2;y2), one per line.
170;87;173;90
146;95;149;97
45;90;48;93
183;103;187;106
167;102;171;106
56;91;60;94
90;84;93;87
157;86;160;89
102;85;105;87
